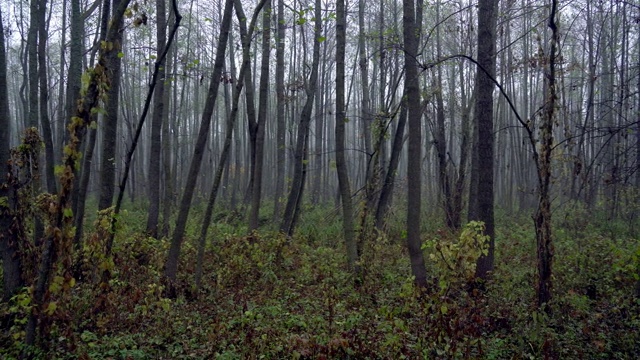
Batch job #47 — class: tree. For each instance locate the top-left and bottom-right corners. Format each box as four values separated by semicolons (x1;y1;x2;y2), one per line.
37;0;57;195
272;0;286;222
146;0;168;237
403;0;428;288
336;0;359;273
471;0;498;281
248;0;271;231
534;0;559;310
0;5;24;302
98;0;125;211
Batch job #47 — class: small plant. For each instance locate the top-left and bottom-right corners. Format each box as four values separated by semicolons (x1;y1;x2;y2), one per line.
423;221;490;293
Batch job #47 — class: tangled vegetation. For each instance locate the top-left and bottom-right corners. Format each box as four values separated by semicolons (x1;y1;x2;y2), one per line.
1;202;638;359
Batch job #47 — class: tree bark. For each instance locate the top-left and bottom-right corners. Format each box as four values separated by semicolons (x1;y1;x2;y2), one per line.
98;0;125;210
272;0;286;222
0;6;24;302
472;0;498;281
146;0;168;237
535;0;559;310
248;0;271;231
37;0;57;195
336;0;359;273
403;0;428;288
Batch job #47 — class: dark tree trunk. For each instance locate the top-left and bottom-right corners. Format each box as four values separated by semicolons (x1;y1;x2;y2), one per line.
535;0;559;310
272;0;286;222
248;0;270;232
336;0;359;272
472;0;498;281
37;0;57;195
72;0;100;248
145;0;168;237
98;0;125;210
280;1;322;236
0;6;24;302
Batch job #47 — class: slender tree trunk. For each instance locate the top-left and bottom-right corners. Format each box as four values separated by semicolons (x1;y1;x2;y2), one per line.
27;0;39;130
72;0;101;248
280;1;322;236
535;0;559;310
146;0;168;237
161;12;177;238
248;0;270;231
403;0;428;288
335;0;359;273
27;0;44;245
375;105;406;230
0;6;24;302
273;0;286;222
37;0;56;195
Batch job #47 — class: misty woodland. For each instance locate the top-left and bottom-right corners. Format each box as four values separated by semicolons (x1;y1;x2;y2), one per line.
0;0;639;358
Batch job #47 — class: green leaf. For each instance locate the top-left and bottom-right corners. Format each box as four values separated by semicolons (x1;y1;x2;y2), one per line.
45;301;57;315
63;208;73;218
117;52;125;58
440;304;448;315
317;36;326;43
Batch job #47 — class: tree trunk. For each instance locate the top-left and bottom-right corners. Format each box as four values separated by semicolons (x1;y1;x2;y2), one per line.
145;0;168;237
336;0;359;273
248;0;270;232
472;0;498;281
37;0;57;195
0;6;24;302
403;0;428;288
272;0;286;222
98;0;125;210
535;0;559;310
280;0;322;236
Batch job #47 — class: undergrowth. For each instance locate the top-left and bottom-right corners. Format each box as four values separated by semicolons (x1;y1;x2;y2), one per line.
1;203;639;359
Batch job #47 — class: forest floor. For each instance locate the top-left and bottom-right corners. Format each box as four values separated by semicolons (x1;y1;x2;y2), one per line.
1;203;639;359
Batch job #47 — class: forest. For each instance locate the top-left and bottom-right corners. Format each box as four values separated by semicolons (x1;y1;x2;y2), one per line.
0;0;639;358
